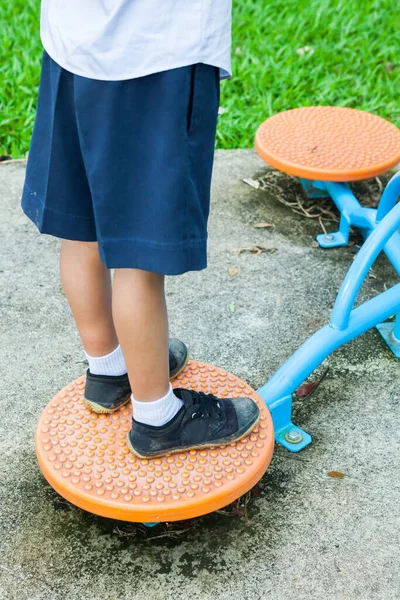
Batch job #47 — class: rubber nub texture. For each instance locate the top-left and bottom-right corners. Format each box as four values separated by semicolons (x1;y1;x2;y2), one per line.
36;361;274;522
256;106;400;182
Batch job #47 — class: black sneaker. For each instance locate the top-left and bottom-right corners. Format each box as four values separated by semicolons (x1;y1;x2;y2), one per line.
84;338;189;414
126;388;260;458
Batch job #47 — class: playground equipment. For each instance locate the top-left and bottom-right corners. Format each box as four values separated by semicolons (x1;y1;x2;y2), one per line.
36;106;400;522
36;363;274;523
256;107;400;451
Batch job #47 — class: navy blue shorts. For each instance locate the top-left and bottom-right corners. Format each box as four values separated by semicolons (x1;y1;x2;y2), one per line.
21;51;220;275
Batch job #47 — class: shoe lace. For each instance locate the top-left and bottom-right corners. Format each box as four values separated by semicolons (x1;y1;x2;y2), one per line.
190;391;222;420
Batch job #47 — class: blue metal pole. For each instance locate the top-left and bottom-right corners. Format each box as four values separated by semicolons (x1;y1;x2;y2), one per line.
381;233;400;277
376;171;400;223
258;282;400;406
314;181;376;247
324;182;371;229
330;202;400;330
260;173;400;451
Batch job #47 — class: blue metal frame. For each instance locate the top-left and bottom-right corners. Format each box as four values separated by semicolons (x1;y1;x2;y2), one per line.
143;174;400;525
258;173;400;451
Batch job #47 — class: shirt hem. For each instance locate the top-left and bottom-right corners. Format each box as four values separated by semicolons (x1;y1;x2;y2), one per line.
41;37;231;82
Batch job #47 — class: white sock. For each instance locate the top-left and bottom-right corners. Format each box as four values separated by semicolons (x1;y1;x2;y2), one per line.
132;383;183;427
85;345;127;376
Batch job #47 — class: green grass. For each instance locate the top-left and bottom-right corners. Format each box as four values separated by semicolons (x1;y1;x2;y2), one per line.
1;0;400;157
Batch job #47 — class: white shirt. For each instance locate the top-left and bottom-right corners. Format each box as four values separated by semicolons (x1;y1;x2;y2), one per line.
40;0;232;81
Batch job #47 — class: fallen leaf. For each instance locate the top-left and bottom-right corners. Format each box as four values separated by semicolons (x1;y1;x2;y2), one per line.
385;62;395;72
243;178;260;189
311;241;319;248
229;303;236;313
218;106;228;115
232;245;277;255
296;381;319;397
327;471;345;479
254;222;273;229
296;366;329;398
228;266;239;277
251;486;261;497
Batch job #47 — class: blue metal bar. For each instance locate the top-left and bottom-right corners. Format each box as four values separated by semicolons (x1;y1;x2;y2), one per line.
394;314;400;341
376;318;400;358
376;171;400;222
258;282;400;406
300;178;328;198
314;178;400;275
308;173;400;231
382;232;400;277
325;182;370;228
263;394;312;452
314;181;377;230
314;181;378;248
330;202;400;330
261;172;400;451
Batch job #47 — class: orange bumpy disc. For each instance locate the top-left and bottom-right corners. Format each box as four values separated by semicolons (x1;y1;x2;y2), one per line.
256;107;400;181
36;361;274;522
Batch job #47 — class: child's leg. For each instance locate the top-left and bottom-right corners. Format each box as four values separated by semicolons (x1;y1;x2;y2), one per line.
112;268;170;402
60;240;118;357
60;238;179;409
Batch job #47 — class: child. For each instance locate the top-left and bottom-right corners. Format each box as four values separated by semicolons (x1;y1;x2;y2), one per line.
22;0;260;458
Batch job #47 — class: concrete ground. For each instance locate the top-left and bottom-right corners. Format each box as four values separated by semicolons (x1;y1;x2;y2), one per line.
0;150;399;600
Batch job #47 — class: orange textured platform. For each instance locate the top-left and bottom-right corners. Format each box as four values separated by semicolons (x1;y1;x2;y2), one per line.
256;106;400;182
36;361;274;522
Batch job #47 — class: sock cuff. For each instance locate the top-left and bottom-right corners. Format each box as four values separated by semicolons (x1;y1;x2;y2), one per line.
85;344;127;376
131;383;183;427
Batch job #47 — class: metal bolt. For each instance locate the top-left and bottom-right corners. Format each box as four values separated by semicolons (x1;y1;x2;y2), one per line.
284;429;303;444
324;233;334;242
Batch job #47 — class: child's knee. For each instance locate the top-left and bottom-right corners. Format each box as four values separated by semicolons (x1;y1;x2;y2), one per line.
61;239;99;252
114;268;164;286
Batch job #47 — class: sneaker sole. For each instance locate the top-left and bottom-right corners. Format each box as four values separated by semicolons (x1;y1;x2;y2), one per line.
125;411;261;459
83;349;190;415
83;393;132;414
